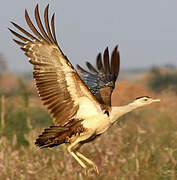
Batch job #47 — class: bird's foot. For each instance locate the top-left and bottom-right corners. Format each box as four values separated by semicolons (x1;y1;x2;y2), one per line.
84;167;90;175
88;162;99;174
83;164;99;175
91;164;99;174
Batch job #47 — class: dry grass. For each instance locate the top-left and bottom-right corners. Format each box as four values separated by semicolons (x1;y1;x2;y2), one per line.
0;80;177;180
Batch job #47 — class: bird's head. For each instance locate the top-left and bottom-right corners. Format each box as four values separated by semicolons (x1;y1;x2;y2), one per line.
132;96;160;107
110;96;160;124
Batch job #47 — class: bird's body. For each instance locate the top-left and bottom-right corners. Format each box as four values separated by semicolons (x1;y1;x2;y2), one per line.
9;4;160;174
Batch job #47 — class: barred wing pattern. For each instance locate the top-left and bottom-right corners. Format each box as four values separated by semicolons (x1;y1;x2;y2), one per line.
77;46;120;106
9;4;101;126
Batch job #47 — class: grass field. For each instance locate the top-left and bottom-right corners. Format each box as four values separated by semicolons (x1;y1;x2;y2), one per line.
0;72;177;180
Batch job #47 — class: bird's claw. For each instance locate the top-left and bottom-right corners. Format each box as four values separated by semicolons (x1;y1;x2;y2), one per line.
84;167;89;175
92;164;99;174
83;164;99;175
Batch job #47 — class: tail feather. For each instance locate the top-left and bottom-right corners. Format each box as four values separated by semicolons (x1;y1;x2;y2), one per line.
35;126;69;148
35;119;84;149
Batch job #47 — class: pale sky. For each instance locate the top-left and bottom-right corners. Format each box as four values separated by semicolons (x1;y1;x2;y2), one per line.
0;0;177;73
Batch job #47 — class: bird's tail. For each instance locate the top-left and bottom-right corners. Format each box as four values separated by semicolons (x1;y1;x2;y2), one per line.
35;126;70;148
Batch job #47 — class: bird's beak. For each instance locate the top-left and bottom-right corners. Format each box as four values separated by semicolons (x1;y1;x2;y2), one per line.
152;98;161;102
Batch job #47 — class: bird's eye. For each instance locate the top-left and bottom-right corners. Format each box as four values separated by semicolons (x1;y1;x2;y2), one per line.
144;99;148;101
104;110;109;116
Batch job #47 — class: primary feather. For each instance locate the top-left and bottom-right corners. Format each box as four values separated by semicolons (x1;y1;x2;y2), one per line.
77;46;120;105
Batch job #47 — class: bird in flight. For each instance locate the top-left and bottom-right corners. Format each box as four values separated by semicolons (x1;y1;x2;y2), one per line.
9;4;160;174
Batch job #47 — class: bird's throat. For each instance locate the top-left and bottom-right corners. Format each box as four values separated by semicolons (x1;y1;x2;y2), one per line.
110;103;138;124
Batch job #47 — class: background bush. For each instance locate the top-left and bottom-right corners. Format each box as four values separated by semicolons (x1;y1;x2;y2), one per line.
148;67;177;93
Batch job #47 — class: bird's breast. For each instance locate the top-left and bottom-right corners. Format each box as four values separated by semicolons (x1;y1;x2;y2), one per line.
76;97;111;135
76;97;103;118
81;114;111;135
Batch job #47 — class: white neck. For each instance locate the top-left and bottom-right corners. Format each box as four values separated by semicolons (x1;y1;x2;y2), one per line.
110;102;140;124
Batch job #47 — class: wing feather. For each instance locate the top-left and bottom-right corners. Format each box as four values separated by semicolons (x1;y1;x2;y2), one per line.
86;62;98;74
10;4;102;126
77;46;120;106
114;46;120;79
13;39;26;46
25;9;44;40
35;5;50;42
9;28;32;42
103;47;110;74
10;22;38;41
111;45;120;80
77;64;94;76
96;53;104;72
44;5;56;44
51;13;58;44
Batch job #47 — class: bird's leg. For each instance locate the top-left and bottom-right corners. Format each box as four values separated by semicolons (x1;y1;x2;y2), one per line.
76;151;99;174
67;140;89;174
67;130;97;174
68;149;87;169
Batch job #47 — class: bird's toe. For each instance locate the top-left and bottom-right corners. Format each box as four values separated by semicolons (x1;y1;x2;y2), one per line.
90;163;99;174
84;167;90;175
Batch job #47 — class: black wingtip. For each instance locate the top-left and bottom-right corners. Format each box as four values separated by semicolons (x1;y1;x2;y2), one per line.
8;27;12;32
46;4;50;8
51;13;56;24
51;12;57;45
12;39;19;43
96;53;104;71
8;28;16;36
20;47;26;51
35;3;40;10
103;46;110;74
35;4;39;14
25;8;30;18
104;46;109;53
13;39;25;46
86;62;90;66
44;4;50;13
114;45;118;52
97;53;101;59
10;21;15;25
86;61;98;73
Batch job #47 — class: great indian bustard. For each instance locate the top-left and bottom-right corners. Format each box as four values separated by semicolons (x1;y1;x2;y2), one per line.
9;4;160;174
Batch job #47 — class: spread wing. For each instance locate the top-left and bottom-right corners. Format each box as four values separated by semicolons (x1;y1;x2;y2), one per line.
9;4;102;126
77;46;120;106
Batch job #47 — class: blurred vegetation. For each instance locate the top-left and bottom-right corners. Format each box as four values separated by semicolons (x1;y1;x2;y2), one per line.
18;78;29;108
0;68;177;179
0;53;7;73
3;108;30;147
0;77;52;148
0;78;30;147
148;67;177;94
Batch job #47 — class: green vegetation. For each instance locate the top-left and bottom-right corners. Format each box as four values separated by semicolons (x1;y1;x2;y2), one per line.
0;78;52;147
148;67;177;93
3;108;30;147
